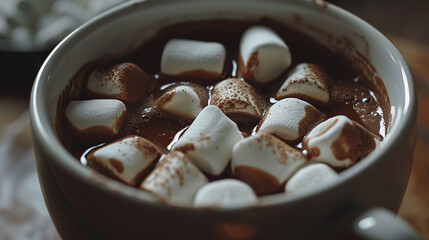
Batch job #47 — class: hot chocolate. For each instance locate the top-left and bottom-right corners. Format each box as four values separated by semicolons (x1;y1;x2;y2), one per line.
56;19;389;206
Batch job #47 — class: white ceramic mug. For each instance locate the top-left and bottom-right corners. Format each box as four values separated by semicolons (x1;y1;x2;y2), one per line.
30;0;419;239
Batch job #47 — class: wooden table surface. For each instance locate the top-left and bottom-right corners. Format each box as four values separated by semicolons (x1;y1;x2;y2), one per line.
0;35;428;238
393;36;429;239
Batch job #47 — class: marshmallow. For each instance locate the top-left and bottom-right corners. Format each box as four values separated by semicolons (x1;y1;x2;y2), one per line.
86;135;161;186
194;179;257;208
17;0;51;18
161;39;226;79
172;106;243;175
303;115;377;168
51;0;90;22
10;27;33;49
0;18;9;39
65;99;126;139
231;132;307;195
37;13;58;31
85;62;151;103
0;0;15;17
211;78;264;122
34;15;80;47
285;163;339;195
86;0;126;15
156;84;208;120
5;7;33;27
0;17;10;36
141;151;208;205
259;98;322;142
238;26;291;83
276;63;330;105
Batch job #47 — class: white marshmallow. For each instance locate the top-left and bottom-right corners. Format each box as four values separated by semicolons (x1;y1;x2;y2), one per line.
16;0;52;25
5;7;33;27
0;18;9;39
141;151;208;205
86;136;161;186
194;179;257;208
276;63;330;105
65;99;126;138
86;0;126;15
211;78;264;122
285;163;339;195
37;13;59;31
157;85;208;120
231;132;307;195
303;115;377;168
10;27;33;49
17;0;51;18
239;26;291;83
85;62;150;103
34;15;80;47
0;0;15;17
161;39;226;78
172;105;243;175
51;0;90;22
259;98;321;142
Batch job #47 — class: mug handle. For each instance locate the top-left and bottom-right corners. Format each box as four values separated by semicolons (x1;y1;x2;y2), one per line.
353;208;421;240
327;207;422;240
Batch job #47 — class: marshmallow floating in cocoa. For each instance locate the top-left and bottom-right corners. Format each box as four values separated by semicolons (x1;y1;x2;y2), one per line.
141;151;208;205
231;132;307;195
86;135;161;186
276;63;330;106
211;78;264;122
194;179;257;208
156;84;208;120
85;62;151;103
65;99;126;139
285;163;339;195
303;115;377;168
238;25;291;83
172;105;243;175
259;98;322;142
161;39;226;79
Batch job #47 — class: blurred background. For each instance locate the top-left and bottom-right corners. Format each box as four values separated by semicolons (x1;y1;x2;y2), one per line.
0;0;428;239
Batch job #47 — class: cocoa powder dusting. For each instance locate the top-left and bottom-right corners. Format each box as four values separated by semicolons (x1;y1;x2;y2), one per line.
234;165;281;196
85;62;151;103
116;62;151;103
302;118;339;158
331;122;376;162
260;132;296;164
239;51;259;82
156;89;176;108
175;143;195;153
211;78;265;122
298;105;323;138
312;118;338;138
197;135;211;143
109;159;124;173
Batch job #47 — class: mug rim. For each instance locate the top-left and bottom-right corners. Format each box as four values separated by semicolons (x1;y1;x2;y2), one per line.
30;0;416;213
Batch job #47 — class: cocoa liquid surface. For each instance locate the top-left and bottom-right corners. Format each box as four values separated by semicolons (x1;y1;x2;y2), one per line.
56;19;389;180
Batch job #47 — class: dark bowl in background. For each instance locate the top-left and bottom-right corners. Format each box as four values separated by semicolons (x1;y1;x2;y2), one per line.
0;40;53;97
